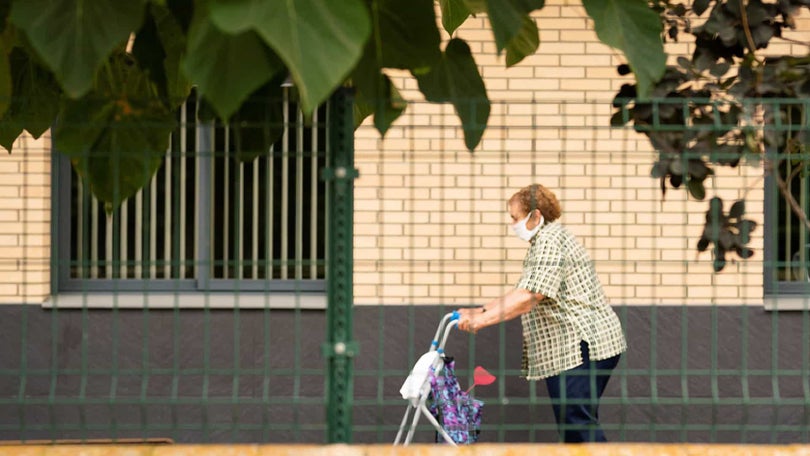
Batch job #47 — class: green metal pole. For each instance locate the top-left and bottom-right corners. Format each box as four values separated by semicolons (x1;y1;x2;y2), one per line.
323;87;359;443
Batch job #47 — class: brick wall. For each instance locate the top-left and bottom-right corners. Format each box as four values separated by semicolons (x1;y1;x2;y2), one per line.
352;1;810;306
1;133;51;304
5;2;809;306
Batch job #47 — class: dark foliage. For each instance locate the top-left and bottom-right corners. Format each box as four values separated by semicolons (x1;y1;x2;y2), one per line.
613;0;810;270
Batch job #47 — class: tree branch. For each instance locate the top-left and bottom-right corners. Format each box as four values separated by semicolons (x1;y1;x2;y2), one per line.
777;36;810;47
739;0;760;60
768;159;810;233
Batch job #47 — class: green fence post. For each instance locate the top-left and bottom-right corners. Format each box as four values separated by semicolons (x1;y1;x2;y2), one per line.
323;87;359;443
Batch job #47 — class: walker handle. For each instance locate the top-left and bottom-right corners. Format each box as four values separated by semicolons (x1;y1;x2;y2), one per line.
430;311;461;352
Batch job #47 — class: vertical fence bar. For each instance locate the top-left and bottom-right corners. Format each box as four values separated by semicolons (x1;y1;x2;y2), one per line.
281;92;290;280
150;177;158;278
120;203;128;278
135;190;143;278
324;87;358;443
76;179;84;278
223;128;230;279
180;102;188;279
105;213;113;279
196;121;213;290
784;160;790;279
237;162;245;280
90;198;99;278
296;109;304;280
252;160;260;279
164;152;172;279
310;108;319;279
266;145;275;279
801;176;808;280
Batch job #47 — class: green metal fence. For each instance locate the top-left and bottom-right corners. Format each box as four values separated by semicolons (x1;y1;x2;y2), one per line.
2;94;810;444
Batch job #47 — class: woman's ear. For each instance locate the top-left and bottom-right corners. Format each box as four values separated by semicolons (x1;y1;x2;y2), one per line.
533;209;546;227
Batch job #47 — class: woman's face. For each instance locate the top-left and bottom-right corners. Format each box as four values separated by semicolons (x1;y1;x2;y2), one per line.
508;200;541;230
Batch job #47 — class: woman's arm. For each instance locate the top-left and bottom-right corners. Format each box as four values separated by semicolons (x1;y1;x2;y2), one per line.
457;288;543;333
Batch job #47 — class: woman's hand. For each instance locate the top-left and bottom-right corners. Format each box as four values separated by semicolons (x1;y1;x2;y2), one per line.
455;308;479;334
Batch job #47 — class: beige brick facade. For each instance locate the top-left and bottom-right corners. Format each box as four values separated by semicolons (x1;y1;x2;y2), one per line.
353;1;810;306
1;133;51;304
4;2;808;306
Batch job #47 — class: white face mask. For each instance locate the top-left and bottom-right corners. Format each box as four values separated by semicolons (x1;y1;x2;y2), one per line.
512;212;544;242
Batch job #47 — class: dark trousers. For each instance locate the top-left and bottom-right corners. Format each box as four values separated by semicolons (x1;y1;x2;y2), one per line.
544;341;620;443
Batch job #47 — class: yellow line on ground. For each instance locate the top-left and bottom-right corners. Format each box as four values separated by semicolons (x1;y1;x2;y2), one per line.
1;444;810;456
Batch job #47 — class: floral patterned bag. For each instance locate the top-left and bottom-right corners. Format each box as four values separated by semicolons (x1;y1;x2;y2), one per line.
427;359;483;444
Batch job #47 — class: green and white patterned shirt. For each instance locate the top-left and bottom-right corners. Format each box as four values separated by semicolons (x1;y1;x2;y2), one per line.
516;221;627;380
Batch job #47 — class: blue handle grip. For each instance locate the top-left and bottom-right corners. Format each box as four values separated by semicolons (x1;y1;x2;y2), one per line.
450;311;460;321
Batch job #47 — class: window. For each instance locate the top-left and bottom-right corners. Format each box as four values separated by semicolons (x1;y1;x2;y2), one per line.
764;104;810;309
51;90;328;308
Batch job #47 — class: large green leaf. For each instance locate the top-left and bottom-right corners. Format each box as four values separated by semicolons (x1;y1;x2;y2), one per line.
52;98;112;157
415;38;490;150
0;48;61;152
352;60;406;135
0;1;10;34
133;7;168;101
353;68;408;136
349;0;438;135
463;0;488;14
0;48;9;119
371;77;406;134
209;0;370;114
505;15;539;67
351;0;442;135
0;6;16;119
482;0;544;53
366;0;441;71
229;80;285;163
53;52;176;209
440;0;472;35
133;3;191;109
352;94;374;130
166;0;194;34
65;108;173;212
182;13;284;120
10;0;147;98
582;0;665;99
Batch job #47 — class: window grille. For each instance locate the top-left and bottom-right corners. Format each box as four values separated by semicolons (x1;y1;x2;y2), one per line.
763;100;810;298
771;158;810;286
55;89;328;293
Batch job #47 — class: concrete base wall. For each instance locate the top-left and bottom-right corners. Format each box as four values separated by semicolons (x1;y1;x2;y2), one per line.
0;305;807;444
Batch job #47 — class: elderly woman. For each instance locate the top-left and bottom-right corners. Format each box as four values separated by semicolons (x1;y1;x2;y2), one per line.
456;184;626;443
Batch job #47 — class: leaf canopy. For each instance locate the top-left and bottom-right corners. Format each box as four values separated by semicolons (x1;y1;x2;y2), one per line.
0;0;679;206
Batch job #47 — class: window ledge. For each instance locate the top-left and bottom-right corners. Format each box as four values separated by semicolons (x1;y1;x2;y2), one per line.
764;295;810;311
44;292;326;310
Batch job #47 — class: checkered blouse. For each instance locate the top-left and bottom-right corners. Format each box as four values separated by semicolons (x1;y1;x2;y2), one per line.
516;221;627;380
